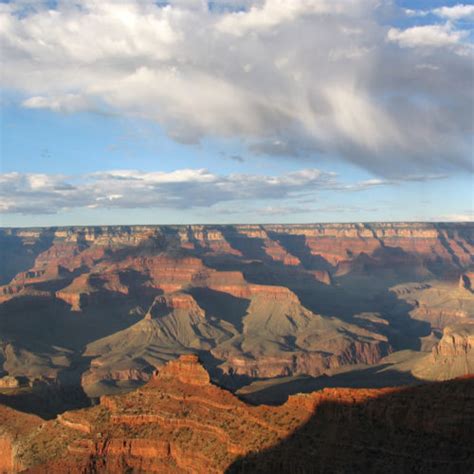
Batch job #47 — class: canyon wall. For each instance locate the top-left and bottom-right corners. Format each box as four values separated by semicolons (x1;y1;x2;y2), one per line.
0;223;473;395
0;355;472;473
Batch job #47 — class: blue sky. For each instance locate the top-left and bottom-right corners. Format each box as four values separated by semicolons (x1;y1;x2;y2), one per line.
0;0;473;226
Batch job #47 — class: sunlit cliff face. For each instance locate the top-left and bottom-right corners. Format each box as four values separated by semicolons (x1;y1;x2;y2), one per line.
1;355;473;473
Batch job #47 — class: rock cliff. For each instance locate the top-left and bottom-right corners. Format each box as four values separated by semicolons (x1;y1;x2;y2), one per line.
0;355;472;473
413;322;474;380
0;223;473;396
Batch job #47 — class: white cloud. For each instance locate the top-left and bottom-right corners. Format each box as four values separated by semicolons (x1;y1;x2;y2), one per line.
404;9;429;17
0;167;412;215
433;4;474;20
0;1;472;176
405;4;474;21
215;0;348;36
387;23;468;48
22;94;93;113
93;168;217;183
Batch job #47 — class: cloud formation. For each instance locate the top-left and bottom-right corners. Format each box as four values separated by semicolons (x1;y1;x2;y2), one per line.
432;4;474;20
387;23;468;48
1;1;473;176
1;167;434;215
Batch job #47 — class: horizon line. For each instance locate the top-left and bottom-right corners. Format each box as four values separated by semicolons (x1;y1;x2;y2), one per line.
1;220;473;230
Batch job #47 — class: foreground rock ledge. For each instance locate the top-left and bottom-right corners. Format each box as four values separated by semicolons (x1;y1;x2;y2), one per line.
0;354;473;473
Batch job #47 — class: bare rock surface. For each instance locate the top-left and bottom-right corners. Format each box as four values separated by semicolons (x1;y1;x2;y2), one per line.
0;223;472;399
0;356;472;473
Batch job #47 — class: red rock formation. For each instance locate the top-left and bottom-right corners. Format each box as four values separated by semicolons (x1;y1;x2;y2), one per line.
206;271;251;297
126;256;211;292
266;222;472;272
180;227;242;256
219;338;389;379
0;437;14;473
152;294;205;312
81;366;151;386
55;271;129;310
0;404;42;473
1;356;473;473
0;223;472;397
149;354;210;386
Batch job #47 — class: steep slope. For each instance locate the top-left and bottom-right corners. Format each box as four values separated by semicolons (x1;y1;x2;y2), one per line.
81;293;236;394
392;280;474;329
413;322;474;380
213;286;389;378
2;355;473;473
0;404;43;472
0;223;473;400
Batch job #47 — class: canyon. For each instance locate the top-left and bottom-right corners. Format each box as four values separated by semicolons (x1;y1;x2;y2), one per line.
0;223;473;472
0;355;472;473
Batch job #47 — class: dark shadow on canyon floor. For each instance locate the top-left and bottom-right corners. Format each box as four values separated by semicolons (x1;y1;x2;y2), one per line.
0;383;91;419
237;366;422;405
0;230;55;285
226;377;474;474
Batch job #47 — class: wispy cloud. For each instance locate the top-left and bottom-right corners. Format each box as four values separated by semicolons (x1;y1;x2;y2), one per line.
426;213;474;222
1;167;444;215
0;0;472;177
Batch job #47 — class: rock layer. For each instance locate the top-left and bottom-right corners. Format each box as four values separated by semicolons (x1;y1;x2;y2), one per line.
413;322;474;380
0;356;473;473
0;223;473;392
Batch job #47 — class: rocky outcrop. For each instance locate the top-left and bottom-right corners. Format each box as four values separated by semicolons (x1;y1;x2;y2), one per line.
150;354;211;386
55;271;128;311
81;366;150;387
413;323;474;380
133;256;211;292
2;356;473;473
432;323;474;357
218;339;390;379
230;377;474;473
0;404;42;473
391;281;474;330
179;226;242;256
212;286;390;379
55;274;95;311
149;293;204;313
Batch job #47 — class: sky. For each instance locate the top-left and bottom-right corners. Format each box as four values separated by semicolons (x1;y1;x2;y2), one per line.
0;0;473;226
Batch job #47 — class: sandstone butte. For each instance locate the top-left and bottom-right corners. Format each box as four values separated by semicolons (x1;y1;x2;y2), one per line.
0;355;472;474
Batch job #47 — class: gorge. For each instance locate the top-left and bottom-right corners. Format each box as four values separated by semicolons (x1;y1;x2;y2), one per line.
0;222;473;472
